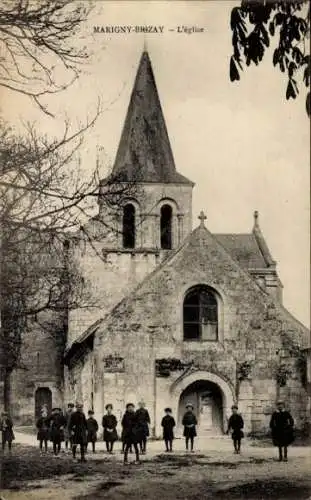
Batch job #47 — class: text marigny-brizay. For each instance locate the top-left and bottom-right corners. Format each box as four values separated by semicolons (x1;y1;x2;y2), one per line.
94;25;164;34
93;26;204;34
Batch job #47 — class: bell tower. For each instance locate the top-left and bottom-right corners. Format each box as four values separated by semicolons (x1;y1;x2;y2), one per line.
98;50;194;252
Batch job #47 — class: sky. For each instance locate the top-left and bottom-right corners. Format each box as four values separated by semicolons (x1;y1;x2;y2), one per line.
3;1;310;328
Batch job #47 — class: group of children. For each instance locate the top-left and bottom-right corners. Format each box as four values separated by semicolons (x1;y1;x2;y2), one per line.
1;400;294;463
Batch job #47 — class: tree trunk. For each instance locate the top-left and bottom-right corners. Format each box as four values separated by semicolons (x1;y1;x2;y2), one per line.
3;368;12;413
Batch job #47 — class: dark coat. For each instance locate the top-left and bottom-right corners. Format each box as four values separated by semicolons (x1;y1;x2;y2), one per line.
270;410;294;447
182;411;197;438
161;415;176;441
36;416;50;441
48;413;66;443
121;411;139;445
68;410;88;445
136;408;151;439
87;417;99;442
228;414;244;440
0;417;14;442
102;414;118;442
64;410;74;441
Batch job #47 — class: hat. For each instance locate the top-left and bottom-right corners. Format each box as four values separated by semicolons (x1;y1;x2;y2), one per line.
76;403;83;409
68;403;74;408
164;407;172;413
88;410;94;415
126;402;135;409
105;404;113;410
185;402;193;409
52;407;61;412
231;405;238;410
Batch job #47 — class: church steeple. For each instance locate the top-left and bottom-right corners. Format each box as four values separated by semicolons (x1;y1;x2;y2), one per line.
112;51;193;185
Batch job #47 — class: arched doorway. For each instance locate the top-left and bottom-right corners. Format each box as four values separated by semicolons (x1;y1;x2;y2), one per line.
170;370;235;437
35;387;52;420
179;380;223;435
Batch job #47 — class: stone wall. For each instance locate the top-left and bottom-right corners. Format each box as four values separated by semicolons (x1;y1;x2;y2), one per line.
10;312;65;424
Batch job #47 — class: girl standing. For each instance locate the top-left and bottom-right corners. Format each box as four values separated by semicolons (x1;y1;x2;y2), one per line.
102;404;118;453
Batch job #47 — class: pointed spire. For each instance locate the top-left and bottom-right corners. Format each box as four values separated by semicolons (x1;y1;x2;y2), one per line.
252;210;276;268
253;210;259;229
111;51;193;185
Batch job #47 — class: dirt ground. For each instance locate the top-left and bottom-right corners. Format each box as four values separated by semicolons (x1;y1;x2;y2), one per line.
1;444;311;500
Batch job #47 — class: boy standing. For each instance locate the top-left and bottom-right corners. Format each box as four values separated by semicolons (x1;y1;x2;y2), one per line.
0;411;14;452
86;410;98;453
182;403;197;452
64;403;75;451
69;403;88;462
36;408;50;452
227;405;244;454
161;408;175;452
121;403;140;465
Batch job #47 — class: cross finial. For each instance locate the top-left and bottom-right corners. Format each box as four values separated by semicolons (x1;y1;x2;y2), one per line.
198;210;207;227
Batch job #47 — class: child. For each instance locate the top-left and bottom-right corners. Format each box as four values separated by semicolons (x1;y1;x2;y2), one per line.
49;407;66;456
227;405;244;454
182;403;197;452
102;404;118;454
136;401;150;454
270;400;294;462
0;411;14;452
161;408;175;452
64;403;75;451
86;410;98;453
69;403;88;463
36;408;49;452
121;403;140;465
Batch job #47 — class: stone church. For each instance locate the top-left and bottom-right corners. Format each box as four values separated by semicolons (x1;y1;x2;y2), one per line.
11;50;309;437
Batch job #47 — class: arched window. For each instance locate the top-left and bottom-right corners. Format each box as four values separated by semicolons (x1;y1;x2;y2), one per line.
183;286;218;341
123;203;135;248
160;204;172;249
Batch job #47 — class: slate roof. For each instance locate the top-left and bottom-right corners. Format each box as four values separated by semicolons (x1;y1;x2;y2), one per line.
214;233;268;269
215;212;276;270
110;51;193;185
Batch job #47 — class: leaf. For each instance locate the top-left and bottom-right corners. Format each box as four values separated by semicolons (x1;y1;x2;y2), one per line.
275;12;284;26
303;66;310;87
306;92;310;117
260;25;270;47
273;48;279;66
286;79;296;100
230;56;240;81
269;21;275;36
288;61;297;78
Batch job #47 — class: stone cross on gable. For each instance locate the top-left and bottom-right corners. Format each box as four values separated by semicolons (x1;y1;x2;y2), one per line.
198;210;207;227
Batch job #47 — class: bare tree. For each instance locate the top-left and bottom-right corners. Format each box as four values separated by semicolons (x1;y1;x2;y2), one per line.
0;1;141;416
0;0;93;116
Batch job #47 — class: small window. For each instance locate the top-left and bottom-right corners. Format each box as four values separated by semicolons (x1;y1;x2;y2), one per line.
160;204;172;249
183;286;218;341
123;203;135;248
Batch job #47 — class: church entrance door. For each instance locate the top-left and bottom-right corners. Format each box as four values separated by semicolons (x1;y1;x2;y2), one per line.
178;380;223;436
35;387;52;420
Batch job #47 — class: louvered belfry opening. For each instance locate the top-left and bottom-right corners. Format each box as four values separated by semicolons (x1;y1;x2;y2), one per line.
123;203;136;249
160;204;172;249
